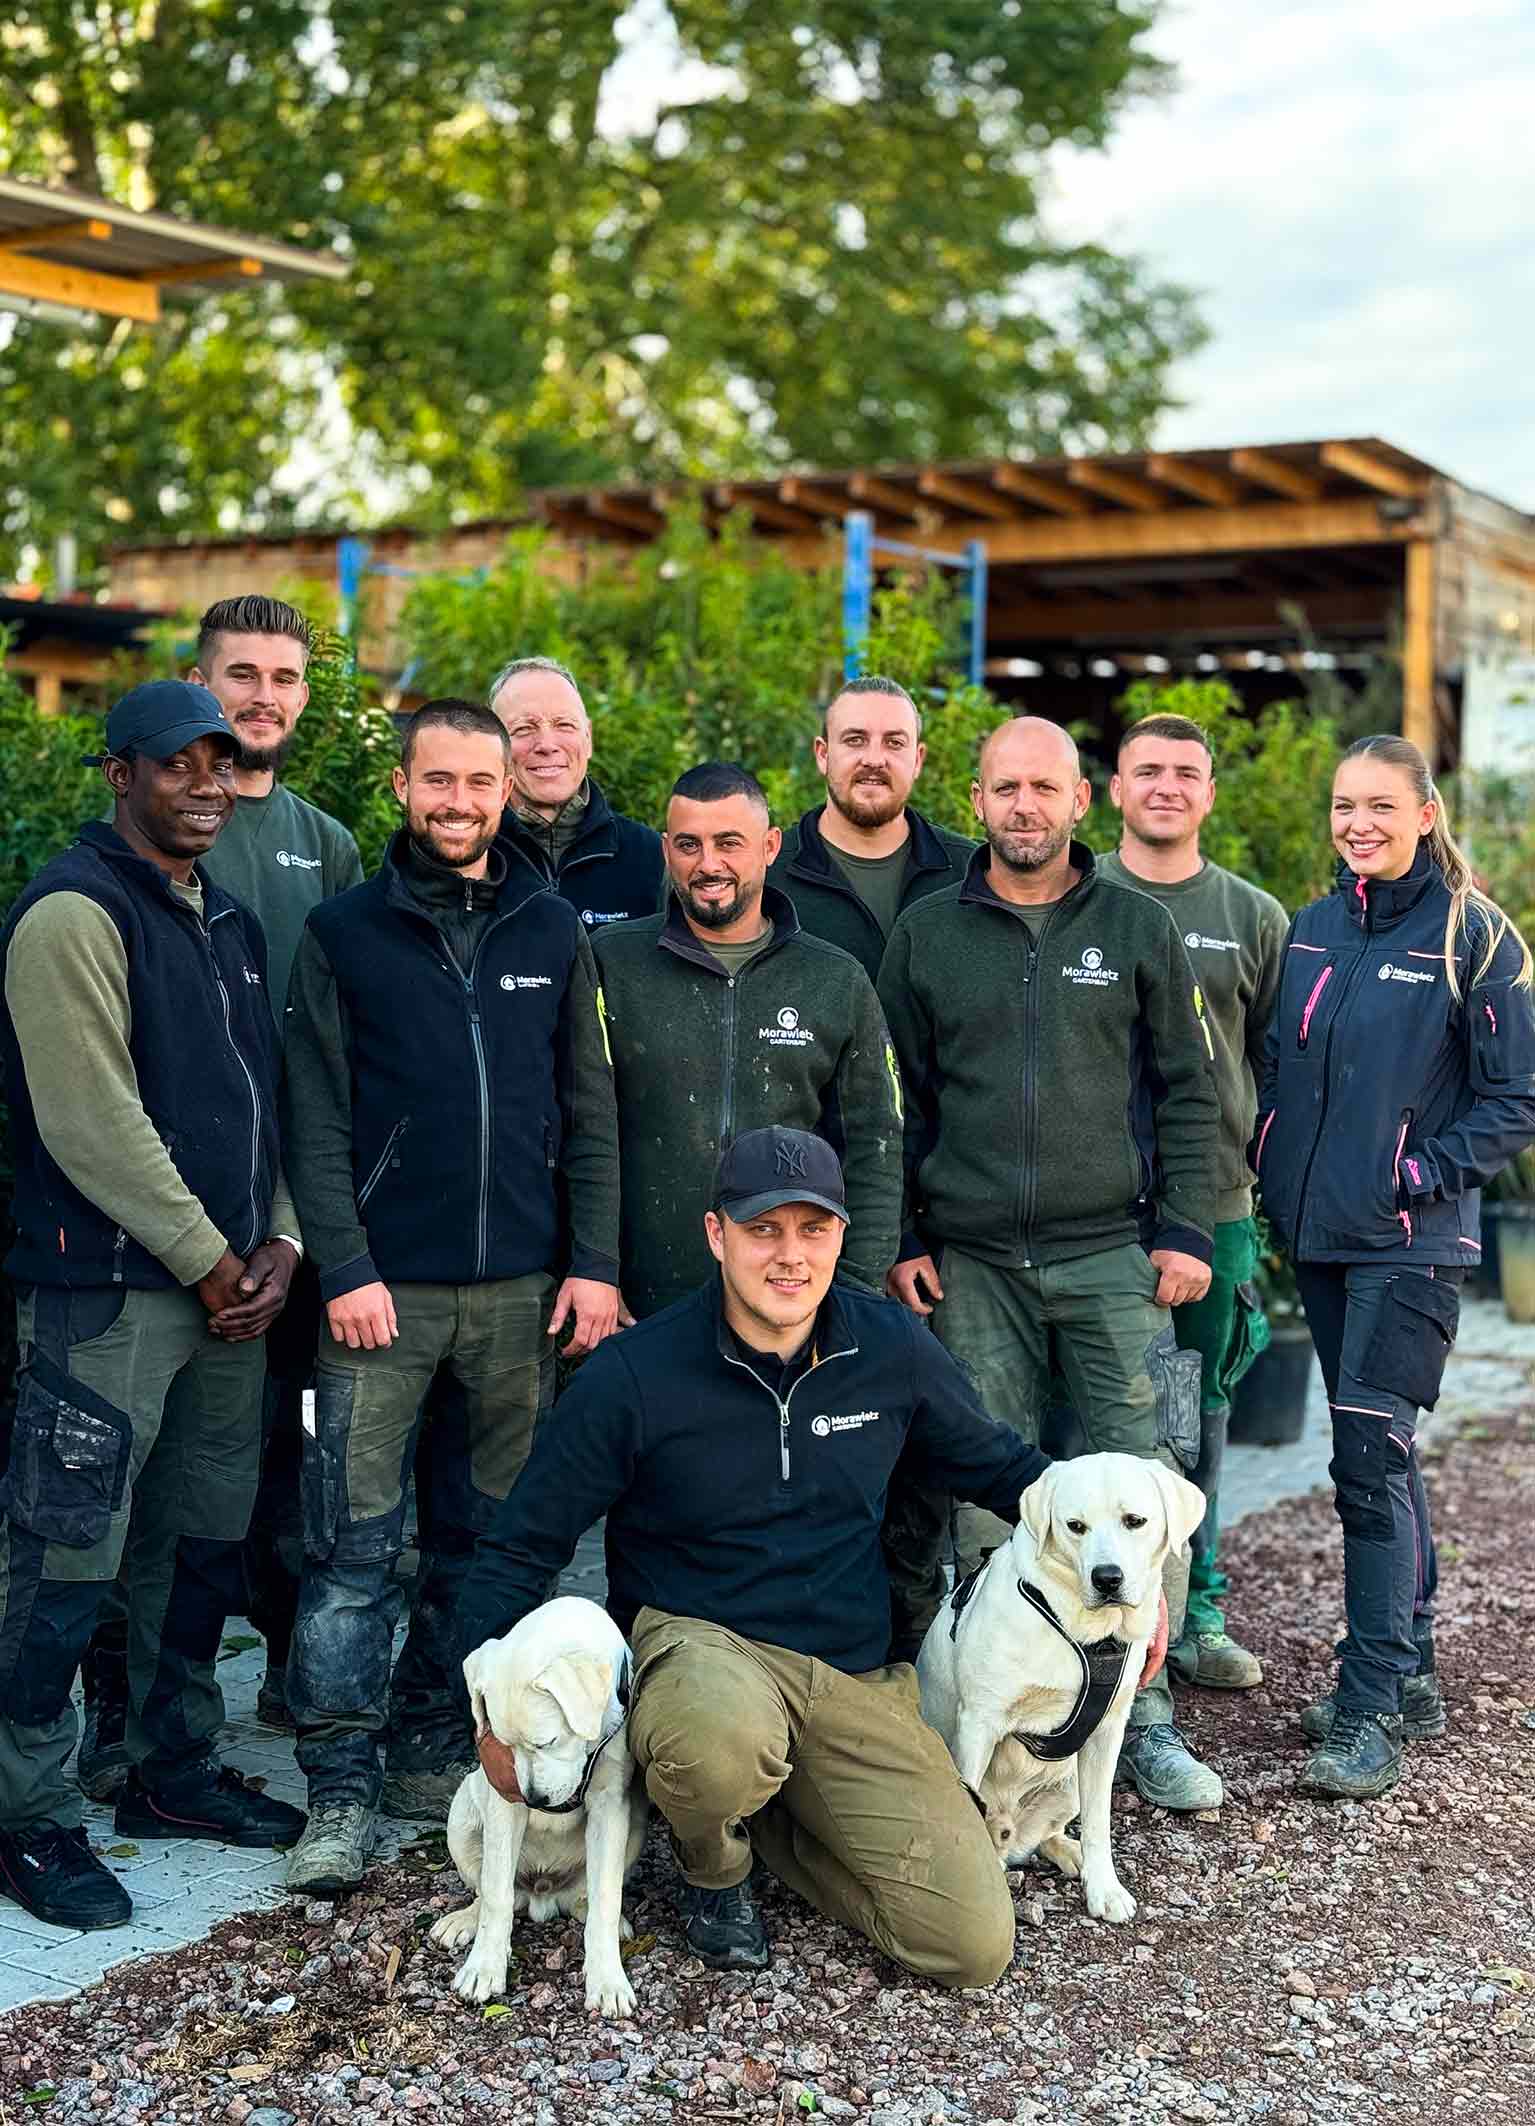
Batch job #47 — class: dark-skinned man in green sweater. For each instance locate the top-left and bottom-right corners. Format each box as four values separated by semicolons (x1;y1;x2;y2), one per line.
1100;712;1288;1693
879;715;1225;1813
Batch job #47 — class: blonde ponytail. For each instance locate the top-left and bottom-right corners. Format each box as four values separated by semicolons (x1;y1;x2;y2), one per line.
1339;735;1535;1001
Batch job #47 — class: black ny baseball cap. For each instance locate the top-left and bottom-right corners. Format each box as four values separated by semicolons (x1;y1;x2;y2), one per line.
713;1127;849;1225
84;680;237;767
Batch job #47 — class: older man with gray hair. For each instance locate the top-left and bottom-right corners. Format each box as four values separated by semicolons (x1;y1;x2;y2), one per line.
489;655;664;931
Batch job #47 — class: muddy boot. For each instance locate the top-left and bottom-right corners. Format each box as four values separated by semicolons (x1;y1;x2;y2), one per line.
1298;1706;1402;1799
1167;1630;1264;1690
1302;1620;1446;1743
76;1636;132;1803
677;1872;770;1971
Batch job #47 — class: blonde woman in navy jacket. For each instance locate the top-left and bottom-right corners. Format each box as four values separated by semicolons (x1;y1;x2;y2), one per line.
1254;734;1535;1800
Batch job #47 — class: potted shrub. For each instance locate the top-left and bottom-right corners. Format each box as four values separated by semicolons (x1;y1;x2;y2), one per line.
1227;1224;1314;1447
1493;1146;1535;1323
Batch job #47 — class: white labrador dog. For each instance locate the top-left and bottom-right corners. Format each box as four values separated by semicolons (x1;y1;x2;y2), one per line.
918;1453;1205;1925
430;1596;647;2017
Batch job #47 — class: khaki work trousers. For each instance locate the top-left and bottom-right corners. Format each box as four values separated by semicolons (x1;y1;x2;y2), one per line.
627;1608;1016;1991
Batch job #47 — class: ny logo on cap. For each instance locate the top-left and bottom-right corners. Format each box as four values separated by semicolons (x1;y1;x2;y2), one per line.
774;1137;809;1179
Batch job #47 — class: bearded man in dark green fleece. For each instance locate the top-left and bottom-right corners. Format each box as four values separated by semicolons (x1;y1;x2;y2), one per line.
879;715;1224;1812
1102;713;1288;1694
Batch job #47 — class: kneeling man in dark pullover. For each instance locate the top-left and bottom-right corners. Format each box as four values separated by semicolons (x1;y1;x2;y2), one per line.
460;1127;1165;1987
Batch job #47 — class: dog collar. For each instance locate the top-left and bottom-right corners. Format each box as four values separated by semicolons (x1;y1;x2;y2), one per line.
528;1650;634;1817
945;1567;1132;1760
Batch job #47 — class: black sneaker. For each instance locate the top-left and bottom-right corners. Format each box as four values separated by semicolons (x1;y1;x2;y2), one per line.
0;1821;132;1932
1299;1706;1403;1799
76;1641;132;1803
678;1874;770;1971
115;1765;306;1848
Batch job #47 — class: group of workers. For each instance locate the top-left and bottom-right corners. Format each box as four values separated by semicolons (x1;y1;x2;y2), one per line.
0;591;1530;1990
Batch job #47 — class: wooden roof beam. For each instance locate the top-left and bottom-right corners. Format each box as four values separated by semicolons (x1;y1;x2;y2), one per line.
0;217;112;254
0;249;158;322
916;469;1020;521
582;493;665;537
990;464;1094;516
143;256;263;287
1318;441;1428;500
1230;449;1323;501
1146;454;1242;507
711;484;820;534
846;473;924;521
1066;462;1165;512
779;477;853;521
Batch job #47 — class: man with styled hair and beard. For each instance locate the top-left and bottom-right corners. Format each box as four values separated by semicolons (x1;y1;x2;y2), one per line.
592;760;902;1323
878;716;1228;1812
278;700;620;1893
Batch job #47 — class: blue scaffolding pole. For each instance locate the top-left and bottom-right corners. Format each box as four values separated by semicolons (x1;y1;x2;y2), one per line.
842;511;989;686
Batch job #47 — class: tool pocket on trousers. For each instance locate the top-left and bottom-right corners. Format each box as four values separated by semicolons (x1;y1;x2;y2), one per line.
1146;1322;1202;1470
300;1367;353;1561
1362;1274;1460;1411
1219;1279;1272;1402
0;1354;131;1549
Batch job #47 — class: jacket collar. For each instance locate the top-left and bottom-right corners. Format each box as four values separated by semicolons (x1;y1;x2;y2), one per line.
500;776;617;861
658;881;802;973
958;837;1099;914
1334;839;1442;930
789;803;953;883
705;1272;858;1370
379;827;547;923
76;818;239;925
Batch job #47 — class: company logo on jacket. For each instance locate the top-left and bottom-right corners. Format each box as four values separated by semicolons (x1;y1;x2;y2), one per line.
500;973;554;991
811;1410;881;1436
275;850;323;870
1062;944;1120;986
1378;962;1436;986
1185;930;1240;952
580;909;630;927
759;1004;813;1046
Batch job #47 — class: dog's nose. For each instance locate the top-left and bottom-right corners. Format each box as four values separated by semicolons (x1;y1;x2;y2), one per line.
1090;1563;1125;1596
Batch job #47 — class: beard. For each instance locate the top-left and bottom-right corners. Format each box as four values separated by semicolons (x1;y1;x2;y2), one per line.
828;772;907;832
987;817;1074;874
682;875;757;930
411;812;500;870
233;731;296;777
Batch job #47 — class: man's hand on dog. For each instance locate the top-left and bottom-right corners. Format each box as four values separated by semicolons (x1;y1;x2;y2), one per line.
1138;1591;1169;1690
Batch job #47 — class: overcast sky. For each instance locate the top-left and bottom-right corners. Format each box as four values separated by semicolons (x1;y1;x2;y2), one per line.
1046;0;1535;508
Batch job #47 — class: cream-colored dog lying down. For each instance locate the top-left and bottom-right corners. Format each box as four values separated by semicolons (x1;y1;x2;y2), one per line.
430;1595;647;2017
917;1453;1205;1924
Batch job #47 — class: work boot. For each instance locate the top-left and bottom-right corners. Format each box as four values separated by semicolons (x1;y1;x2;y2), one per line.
1115;1722;1224;1810
0;1821;133;1932
379;1759;476;1823
115;1764;306;1848
1301;1620;1446;1742
1167;1630;1264;1691
76;1638;132;1803
677;1873;771;1971
1298;1706;1403;1799
255;1666;295;1732
284;1800;376;1895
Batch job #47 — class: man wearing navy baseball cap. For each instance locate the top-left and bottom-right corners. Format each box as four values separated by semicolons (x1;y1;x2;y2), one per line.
0;681;307;1933
460;1125;1167;1987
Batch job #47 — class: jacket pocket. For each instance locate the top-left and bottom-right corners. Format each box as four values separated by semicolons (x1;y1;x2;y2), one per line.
1297;964;1334;1049
1145;1321;1202;1470
0;1355;131;1549
1362;1274;1460;1410
1219;1279;1271;1403
356;1117;410;1212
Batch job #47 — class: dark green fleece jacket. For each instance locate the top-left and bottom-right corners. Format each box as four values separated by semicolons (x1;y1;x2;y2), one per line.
766;805;977;983
877;843;1220;1269
592;887;904;1318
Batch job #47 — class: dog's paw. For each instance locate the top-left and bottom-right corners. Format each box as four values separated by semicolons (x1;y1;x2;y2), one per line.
1082;1872;1136;1924
618;1912;634;1941
430;1904;480;1953
585;1962;637;2020
1038;1833;1081;1881
451;1949;510;2003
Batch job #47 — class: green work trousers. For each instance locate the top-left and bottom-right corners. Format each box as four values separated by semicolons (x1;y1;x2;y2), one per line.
1172;1216;1267;1636
627;1607;1015;1991
931;1240;1200;1729
0;1283;264;1829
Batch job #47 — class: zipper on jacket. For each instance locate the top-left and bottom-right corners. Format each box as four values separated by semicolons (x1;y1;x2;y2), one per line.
111;1227;127;1284
1290;941;1374;1251
1393;1107;1415;1246
720;976;740;1146
1014;901;1069;1267
720;1336;857;1487
1297;964;1333;1049
1255;1109;1276;1169
206;909;263;1254
357;1118;410;1211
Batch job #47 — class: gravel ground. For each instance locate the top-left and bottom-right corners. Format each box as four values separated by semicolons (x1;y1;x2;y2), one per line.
2;1399;1533;2126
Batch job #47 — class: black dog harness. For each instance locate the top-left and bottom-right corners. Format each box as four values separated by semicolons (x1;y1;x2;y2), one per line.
538;1650;634;1815
947;1566;1134;1762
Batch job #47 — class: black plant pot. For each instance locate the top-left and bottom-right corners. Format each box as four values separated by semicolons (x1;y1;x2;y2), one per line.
1475;1200;1503;1298
1227;1320;1314;1447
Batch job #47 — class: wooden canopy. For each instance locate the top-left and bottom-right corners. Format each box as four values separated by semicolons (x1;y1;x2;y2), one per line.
0;175;347;325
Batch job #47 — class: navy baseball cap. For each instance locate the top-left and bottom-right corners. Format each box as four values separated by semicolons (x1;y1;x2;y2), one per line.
713;1127;849;1225
84;680;237;766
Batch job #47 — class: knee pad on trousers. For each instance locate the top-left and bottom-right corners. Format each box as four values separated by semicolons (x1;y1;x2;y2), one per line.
1330;1410;1396;1543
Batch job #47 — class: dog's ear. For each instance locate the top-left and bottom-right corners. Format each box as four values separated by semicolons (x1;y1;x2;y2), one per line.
1017;1466;1059;1559
1148;1463;1207;1553
537;1653;611;1742
462;1642;494;1740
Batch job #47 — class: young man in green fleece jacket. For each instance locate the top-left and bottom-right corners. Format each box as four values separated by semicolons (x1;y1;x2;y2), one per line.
879;716;1225;1812
592;761;903;1325
1102;713;1288;1692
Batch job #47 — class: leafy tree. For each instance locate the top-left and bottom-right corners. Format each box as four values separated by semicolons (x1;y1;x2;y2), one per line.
0;2;1204;577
